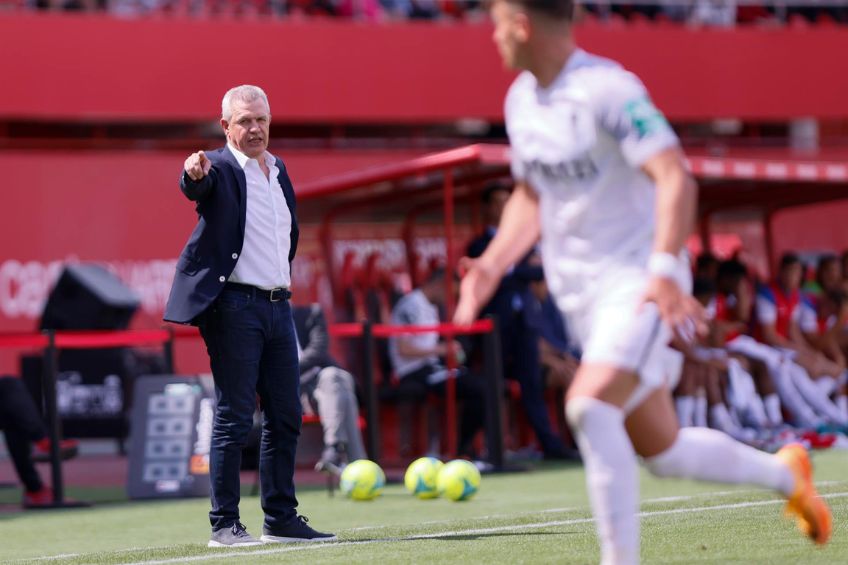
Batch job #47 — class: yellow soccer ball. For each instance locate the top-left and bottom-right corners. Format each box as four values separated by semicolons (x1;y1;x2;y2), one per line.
340;459;385;501
404;457;444;499
437;459;481;501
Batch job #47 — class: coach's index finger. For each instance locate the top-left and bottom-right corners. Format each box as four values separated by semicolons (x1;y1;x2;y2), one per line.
200;151;212;174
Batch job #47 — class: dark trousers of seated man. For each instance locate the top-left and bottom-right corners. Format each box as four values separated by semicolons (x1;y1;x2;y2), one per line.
0;377;46;493
396;364;485;458
199;286;301;532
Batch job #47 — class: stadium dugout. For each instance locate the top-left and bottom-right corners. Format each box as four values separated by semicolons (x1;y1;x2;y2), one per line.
294;142;848;462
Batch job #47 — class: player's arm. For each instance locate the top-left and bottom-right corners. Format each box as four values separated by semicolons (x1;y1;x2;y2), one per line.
644;147;697;261
454;182;540;325
641;148;706;337
180;150;217;201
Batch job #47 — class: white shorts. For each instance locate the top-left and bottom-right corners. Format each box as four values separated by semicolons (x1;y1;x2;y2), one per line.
561;262;689;411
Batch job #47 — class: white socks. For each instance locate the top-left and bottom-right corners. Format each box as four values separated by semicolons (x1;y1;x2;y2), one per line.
837;395;848;421
675;396;695;427
787;362;848;425
694;394;708;428
709;403;740;436
644;427;795;497
566;397;639;565
775;361;823;427
764;393;784;427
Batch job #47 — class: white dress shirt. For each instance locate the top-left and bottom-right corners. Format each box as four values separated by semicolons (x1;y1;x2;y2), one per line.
227;143;292;289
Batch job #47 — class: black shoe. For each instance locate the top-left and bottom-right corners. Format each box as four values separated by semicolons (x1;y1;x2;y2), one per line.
261;515;337;543
208;522;262;547
543;446;582;462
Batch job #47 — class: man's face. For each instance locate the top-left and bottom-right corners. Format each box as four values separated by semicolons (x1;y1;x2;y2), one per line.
820;260;841;292
487;189;510;226
222;98;271;159
780;262;803;291
491;0;529;70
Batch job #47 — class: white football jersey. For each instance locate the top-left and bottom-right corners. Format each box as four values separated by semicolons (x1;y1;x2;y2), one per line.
505;49;680;312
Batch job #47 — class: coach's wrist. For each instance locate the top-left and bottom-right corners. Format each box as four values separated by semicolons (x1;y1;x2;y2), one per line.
647;252;681;280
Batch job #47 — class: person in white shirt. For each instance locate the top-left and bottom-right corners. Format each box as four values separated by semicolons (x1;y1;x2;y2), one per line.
170;85;334;547
390;268;485;458
453;1;831;562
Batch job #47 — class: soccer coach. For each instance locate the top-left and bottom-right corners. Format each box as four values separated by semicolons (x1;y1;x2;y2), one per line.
164;85;335;547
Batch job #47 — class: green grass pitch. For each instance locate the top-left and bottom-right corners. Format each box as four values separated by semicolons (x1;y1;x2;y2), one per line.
2;450;847;564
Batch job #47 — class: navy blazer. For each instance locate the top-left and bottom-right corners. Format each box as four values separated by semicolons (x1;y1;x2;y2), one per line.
163;146;299;325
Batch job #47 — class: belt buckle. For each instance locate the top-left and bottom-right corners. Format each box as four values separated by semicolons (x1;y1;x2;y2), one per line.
269;288;283;302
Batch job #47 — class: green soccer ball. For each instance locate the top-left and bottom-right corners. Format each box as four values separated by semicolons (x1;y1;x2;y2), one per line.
437;459;481;501
404;457;444;499
340;459;386;501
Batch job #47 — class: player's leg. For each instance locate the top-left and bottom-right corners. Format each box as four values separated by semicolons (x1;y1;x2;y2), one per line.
741;354;783;427
704;365;742;436
631;386;832;545
312;366;351;469
565;363;642;565
673;360;697;427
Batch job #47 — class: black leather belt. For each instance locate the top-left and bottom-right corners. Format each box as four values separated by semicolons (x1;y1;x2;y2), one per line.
224;282;292;302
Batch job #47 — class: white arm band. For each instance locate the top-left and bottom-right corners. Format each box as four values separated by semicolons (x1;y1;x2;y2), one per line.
648;252;681;279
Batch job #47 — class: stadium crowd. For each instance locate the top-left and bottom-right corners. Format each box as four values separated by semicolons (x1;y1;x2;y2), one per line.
9;0;848;24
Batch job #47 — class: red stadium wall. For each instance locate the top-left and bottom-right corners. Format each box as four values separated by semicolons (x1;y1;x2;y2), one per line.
1;14;848;121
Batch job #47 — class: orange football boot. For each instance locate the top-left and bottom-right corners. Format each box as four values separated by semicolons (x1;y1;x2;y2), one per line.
775;443;832;545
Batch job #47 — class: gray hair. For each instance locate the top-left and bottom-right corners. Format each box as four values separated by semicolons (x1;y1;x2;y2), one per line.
221;85;270;121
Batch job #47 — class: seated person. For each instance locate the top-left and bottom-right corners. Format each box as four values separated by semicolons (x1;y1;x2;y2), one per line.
467;184;570;460
388;268;485;459
0;375;78;508
675;276;771;439
527;277;579;391
755;253;847;426
292;304;367;474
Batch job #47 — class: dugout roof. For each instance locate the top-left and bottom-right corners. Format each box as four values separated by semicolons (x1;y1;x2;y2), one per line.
297;143;848;223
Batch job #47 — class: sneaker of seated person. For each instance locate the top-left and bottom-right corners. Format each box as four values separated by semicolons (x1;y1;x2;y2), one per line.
208;522;262;548
22;486;54;509
261;515;337;543
32;438;79;463
314;444;345;476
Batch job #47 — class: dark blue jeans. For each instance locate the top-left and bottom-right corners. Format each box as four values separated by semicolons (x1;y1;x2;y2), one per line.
502;312;566;456
0;376;46;492
200;286;301;532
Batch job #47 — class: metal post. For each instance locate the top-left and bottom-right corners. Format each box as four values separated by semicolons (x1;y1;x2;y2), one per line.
164;327;175;374
362;321;381;464
482;316;506;470
443;168;458;457
41;330;64;505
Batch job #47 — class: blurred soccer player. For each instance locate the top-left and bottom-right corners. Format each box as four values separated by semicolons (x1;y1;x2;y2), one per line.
454;1;831;562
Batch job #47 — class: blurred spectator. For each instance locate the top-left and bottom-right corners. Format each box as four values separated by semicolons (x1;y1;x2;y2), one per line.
0;376;79;508
32;0;102;10
690;0;737;27
389;268;485;459
527;275;580;391
695;251;720;281
293;304;367;474
466;183;572;460
335;0;383;20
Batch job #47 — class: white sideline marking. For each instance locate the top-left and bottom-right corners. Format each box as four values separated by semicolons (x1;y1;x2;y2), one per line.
110;492;848;565
14;485;846;564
